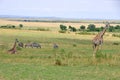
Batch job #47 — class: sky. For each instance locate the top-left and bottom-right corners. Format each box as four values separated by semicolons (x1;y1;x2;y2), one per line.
0;0;120;19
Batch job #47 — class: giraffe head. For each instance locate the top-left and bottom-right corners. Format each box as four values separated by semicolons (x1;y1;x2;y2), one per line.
15;39;19;42
105;22;110;28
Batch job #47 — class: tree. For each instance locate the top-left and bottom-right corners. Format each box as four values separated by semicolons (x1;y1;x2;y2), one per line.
68;25;72;31
12;25;16;28
115;25;120;29
80;25;85;31
87;24;96;31
100;26;104;30
19;24;23;28
68;26;77;32
72;27;77;32
60;24;67;31
109;26;114;32
94;28;101;32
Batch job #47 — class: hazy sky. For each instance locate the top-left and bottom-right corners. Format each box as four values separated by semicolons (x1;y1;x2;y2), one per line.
0;0;120;19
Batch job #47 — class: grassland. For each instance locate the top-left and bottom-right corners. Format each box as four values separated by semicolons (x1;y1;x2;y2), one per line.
0;19;120;80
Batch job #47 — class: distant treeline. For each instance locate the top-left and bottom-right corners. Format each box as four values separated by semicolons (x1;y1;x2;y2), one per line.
9;19;120;24
59;24;120;33
0;24;49;31
0;24;23;29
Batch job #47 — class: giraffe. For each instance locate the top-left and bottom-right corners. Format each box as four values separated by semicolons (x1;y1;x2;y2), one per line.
16;39;24;48
8;39;18;54
92;22;110;57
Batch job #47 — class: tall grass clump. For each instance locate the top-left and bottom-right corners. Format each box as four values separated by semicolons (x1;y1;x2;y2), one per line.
54;49;69;66
95;51;114;63
95;51;107;59
76;32;96;35
28;28;50;31
59;30;66;33
73;44;77;47
112;33;120;38
55;59;62;66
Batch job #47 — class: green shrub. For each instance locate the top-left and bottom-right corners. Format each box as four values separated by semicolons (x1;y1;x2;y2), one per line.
69;26;77;32
36;28;49;31
112;34;120;38
0;25;16;29
87;24;96;31
60;24;67;31
115;25;120;29
109;26;114;32
28;28;50;31
80;25;86;30
55;59;62;66
77;32;96;35
73;44;77;47
59;30;66;33
19;24;23;28
96;51;107;59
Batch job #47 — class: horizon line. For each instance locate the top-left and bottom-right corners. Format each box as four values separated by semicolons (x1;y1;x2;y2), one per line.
0;14;120;20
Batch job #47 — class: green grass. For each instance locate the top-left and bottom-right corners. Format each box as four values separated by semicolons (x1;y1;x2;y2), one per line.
0;29;120;80
0;62;120;80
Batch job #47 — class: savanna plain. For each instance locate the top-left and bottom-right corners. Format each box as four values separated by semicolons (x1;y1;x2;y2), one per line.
0;19;120;80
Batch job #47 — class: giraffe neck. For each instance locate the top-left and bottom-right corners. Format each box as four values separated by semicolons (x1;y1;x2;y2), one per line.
100;26;107;37
12;41;17;49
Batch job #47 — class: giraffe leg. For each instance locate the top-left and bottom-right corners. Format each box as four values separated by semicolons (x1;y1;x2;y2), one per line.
93;44;95;50
96;46;99;51
93;45;99;58
93;52;96;57
93;44;97;57
93;49;97;57
99;44;103;51
99;39;103;50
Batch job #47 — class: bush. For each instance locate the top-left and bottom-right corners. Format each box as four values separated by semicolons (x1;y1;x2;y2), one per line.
100;27;104;30
87;24;96;31
77;32;96;35
60;24;67;31
69;26;77;32
12;25;16;28
19;24;23;28
0;25;16;29
59;30;66;33
55;59;62;66
115;25;120;29
73;44;77;47
109;26;114;32
36;28;49;31
96;51;107;59
0;25;7;28
112;34;120;38
71;27;77;32
80;25;86;30
28;28;50;31
94;28;101;32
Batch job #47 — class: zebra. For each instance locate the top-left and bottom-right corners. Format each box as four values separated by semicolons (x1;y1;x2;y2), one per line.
25;43;33;48
32;42;41;48
25;42;41;48
53;43;58;49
